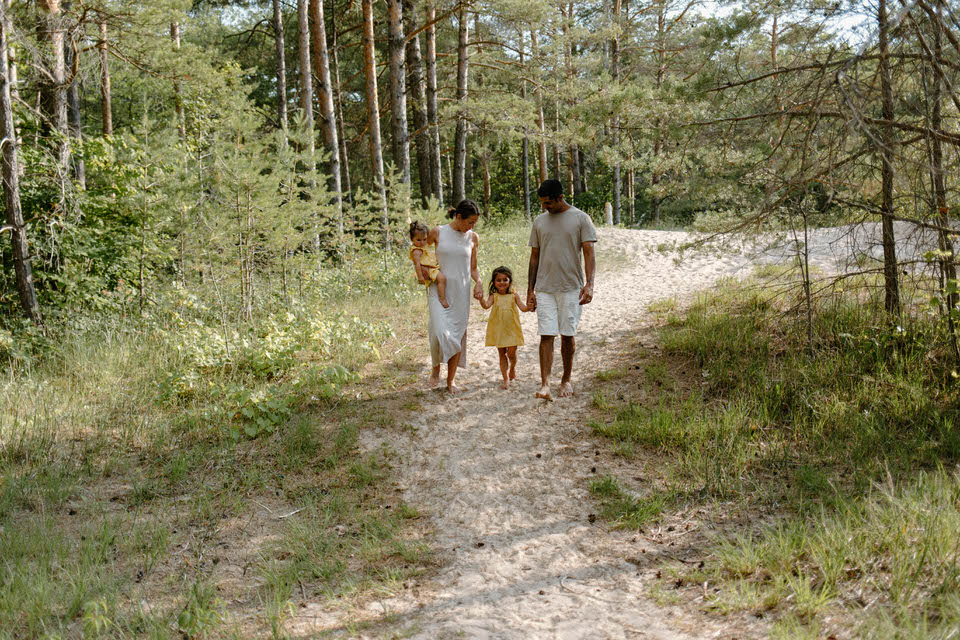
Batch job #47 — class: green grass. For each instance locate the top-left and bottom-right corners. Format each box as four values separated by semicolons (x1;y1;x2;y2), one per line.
0;221;498;636
588;475;672;529
590;274;960;636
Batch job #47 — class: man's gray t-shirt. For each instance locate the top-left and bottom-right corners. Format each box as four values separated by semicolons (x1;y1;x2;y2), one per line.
528;206;597;293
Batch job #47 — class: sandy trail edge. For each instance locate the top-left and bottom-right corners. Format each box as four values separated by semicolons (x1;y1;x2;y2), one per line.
291;223;922;638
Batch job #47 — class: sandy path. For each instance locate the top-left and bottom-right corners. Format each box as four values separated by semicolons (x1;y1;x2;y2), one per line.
299;223;936;638
355;228;756;640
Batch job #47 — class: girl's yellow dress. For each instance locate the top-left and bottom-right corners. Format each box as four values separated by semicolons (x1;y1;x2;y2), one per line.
409;243;440;283
485;293;524;347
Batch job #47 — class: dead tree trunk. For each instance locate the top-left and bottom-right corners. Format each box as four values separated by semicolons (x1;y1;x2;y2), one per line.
425;0;443;203
878;0;900;315
309;0;342;235
452;7;469;204
404;0;431;206
273;0;288;132
1;3;39;322
387;0;410;185
97;19;112;136
362;0;389;246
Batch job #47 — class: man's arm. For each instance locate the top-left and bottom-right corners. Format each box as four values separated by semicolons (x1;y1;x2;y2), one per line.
526;246;539;309
579;241;595;305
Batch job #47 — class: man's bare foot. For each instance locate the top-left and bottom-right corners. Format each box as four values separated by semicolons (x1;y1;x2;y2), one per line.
447;384;465;395
499;380;509;390
535;384;552;400
439;296;450;309
558;381;575;397
428;374;440;388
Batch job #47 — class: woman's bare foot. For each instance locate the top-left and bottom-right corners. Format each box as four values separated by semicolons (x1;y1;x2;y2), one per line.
428;373;441;388
447;384;465;395
499;380;509;390
439;296;450;309
535;384;551;400
557;381;575;397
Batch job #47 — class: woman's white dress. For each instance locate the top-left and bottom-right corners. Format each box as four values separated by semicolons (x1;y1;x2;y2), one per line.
428;224;474;367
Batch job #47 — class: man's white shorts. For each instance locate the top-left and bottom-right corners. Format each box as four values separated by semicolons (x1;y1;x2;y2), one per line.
537;290;582;337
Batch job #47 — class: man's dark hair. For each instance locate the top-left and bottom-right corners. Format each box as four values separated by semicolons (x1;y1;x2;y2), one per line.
537;179;563;199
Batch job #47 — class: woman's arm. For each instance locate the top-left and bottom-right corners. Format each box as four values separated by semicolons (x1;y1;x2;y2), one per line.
513;291;531;312
470;233;483;299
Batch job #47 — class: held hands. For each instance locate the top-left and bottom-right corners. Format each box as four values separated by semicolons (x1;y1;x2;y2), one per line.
473;284;484;301
526;290;537;311
579;283;594;306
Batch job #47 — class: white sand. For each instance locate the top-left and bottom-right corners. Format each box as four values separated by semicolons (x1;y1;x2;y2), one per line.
293;222;939;639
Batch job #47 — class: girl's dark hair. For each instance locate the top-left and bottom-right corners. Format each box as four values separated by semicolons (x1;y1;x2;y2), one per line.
488;266;514;296
409;220;428;239
447;199;481;220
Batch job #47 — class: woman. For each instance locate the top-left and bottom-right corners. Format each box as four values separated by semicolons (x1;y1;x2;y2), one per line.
426;199;483;393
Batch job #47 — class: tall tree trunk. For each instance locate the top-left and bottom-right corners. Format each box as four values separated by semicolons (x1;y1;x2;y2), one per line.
571;145;582;196
519;29;530;220
296;0;314;158
387;0;410;185
171;22;185;139
452;8;469;204
929;0;956;309
362;0;389;247
425;0;443;203
610;0;621;225
578;147;587;192
404;0;431;206
97;19;112;136
38;1;70;179
309;0;342;236
531;31;547;185
652;0;665;223
553;97;561;178
273;0;288;132
62;6;84;190
0;3;39;322
330;6;352;203
878;0;900;315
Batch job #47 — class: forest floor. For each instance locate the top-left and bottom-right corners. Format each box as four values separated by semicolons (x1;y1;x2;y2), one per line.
286;227;773;639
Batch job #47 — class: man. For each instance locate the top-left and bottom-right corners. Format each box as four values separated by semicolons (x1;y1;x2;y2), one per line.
526;179;597;399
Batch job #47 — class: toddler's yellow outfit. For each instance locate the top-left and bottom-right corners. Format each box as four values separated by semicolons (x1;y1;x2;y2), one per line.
409;243;440;284
485;293;524;347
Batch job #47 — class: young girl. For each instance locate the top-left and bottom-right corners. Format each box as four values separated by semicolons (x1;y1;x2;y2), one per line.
479;266;531;389
409;221;448;308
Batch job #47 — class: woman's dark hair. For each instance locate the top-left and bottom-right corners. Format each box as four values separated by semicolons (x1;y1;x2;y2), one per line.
488;266;514;296
409;220;429;239
537;179;563;199
447;199;481;220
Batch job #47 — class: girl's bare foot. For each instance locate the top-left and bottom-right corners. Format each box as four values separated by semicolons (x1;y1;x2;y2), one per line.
499;380;509;390
535;384;551;400
558;381;575;397
508;367;517;380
